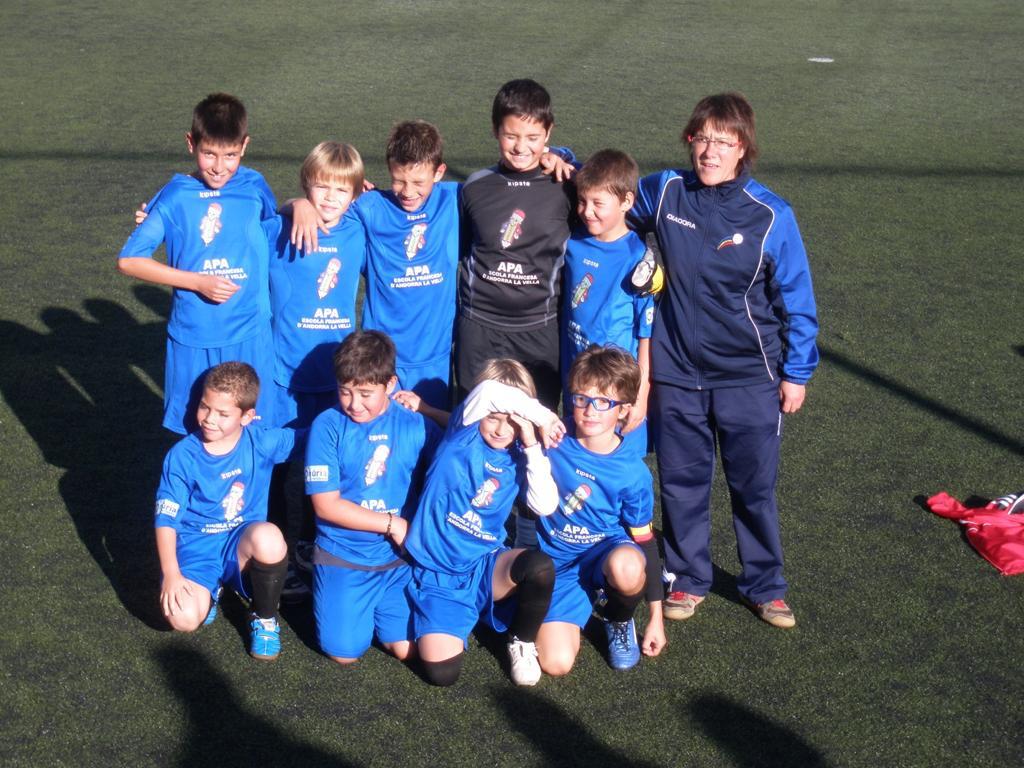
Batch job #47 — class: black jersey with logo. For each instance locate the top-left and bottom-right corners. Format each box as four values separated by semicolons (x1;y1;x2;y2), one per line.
459;165;574;329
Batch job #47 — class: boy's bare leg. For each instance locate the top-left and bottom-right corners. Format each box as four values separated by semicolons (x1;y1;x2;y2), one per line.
536;621;580;677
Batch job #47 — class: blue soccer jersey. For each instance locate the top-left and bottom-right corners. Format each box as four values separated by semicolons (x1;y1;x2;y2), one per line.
266;213;366;392
537;429;655;563
404;423;526;575
561;228;654;379
304;402;439;567
154;425;299;536
352;184;460;374
120;166;277;348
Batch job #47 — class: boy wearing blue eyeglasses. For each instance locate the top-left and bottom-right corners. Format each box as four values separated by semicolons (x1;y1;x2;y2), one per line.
532;345;665;674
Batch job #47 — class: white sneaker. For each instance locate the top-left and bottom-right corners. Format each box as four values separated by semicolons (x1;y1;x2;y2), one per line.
507;637;541;686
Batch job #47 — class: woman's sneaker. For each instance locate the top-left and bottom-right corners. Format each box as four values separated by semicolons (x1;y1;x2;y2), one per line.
249;615;281;660
664;590;704;620
743;597;796;629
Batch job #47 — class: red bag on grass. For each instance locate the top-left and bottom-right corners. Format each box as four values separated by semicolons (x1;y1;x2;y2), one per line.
927;491;1024;576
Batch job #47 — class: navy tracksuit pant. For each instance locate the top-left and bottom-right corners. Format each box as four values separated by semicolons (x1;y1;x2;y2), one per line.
652;379;788;603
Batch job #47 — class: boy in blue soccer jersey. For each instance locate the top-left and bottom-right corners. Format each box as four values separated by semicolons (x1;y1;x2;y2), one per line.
402;361;566;687
154;362;300;661
561;150;654;436
264;141;367;600
304;331;440;665
290;121;460;411
119;93;278;434
534;346;666;674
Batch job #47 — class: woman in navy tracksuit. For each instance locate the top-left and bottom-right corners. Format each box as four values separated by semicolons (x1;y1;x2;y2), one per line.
629;93;819;628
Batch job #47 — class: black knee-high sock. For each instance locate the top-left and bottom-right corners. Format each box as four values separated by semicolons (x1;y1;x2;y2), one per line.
508;550;555;642
602;585;643;623
249;556;288;619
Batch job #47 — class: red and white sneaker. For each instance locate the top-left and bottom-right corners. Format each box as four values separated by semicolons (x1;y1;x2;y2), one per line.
743;597;796;629
664;591;705;621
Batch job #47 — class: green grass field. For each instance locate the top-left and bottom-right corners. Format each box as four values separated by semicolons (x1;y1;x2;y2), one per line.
2;1;1023;765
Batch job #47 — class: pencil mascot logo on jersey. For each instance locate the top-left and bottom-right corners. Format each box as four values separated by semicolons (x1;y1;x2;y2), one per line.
200;203;223;246
221;481;245;520
405;223;427;259
500;209;525;249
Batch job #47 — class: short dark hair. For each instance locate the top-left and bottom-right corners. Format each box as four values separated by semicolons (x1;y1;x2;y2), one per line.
575;149;639;203
203;361;259;411
386;120;444;169
190;93;248;146
682;92;759;173
491;79;554;131
333;331;396;387
568;345;640;406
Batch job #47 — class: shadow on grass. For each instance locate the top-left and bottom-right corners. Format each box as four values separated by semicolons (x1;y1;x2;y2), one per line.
689;693;832;768
821;345;1024;456
491;688;661;768
157;645;360;768
0;286;174;627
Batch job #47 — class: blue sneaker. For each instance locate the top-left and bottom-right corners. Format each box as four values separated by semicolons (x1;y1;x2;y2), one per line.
604;618;641;670
249;614;281;661
202;585;223;627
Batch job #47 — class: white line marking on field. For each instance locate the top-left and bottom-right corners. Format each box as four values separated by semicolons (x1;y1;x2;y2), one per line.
808;57;834;63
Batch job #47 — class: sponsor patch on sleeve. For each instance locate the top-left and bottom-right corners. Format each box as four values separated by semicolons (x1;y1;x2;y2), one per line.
629;523;654;542
305;465;329;483
155;499;180;519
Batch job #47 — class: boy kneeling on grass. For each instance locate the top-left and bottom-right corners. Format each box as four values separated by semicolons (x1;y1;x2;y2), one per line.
534;345;666;674
154;362;303;660
401;361;566;686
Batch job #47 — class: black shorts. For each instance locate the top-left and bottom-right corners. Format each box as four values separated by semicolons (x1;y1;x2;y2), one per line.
455;316;561;411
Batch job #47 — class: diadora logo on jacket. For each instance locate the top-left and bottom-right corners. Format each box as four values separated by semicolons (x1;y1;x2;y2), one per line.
666;213;696;230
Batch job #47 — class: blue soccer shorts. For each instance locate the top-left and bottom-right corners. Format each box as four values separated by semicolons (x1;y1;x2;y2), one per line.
314;560;413;659
544;536;639;627
396;353;451;412
163;324;276;434
273;383;337;430
408;548;516;647
174;521;254;599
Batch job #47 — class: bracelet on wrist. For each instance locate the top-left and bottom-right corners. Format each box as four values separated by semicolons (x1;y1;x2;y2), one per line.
385;512;394;537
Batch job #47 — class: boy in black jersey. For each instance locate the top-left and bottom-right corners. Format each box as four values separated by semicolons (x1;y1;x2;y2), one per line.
457;79;575;411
